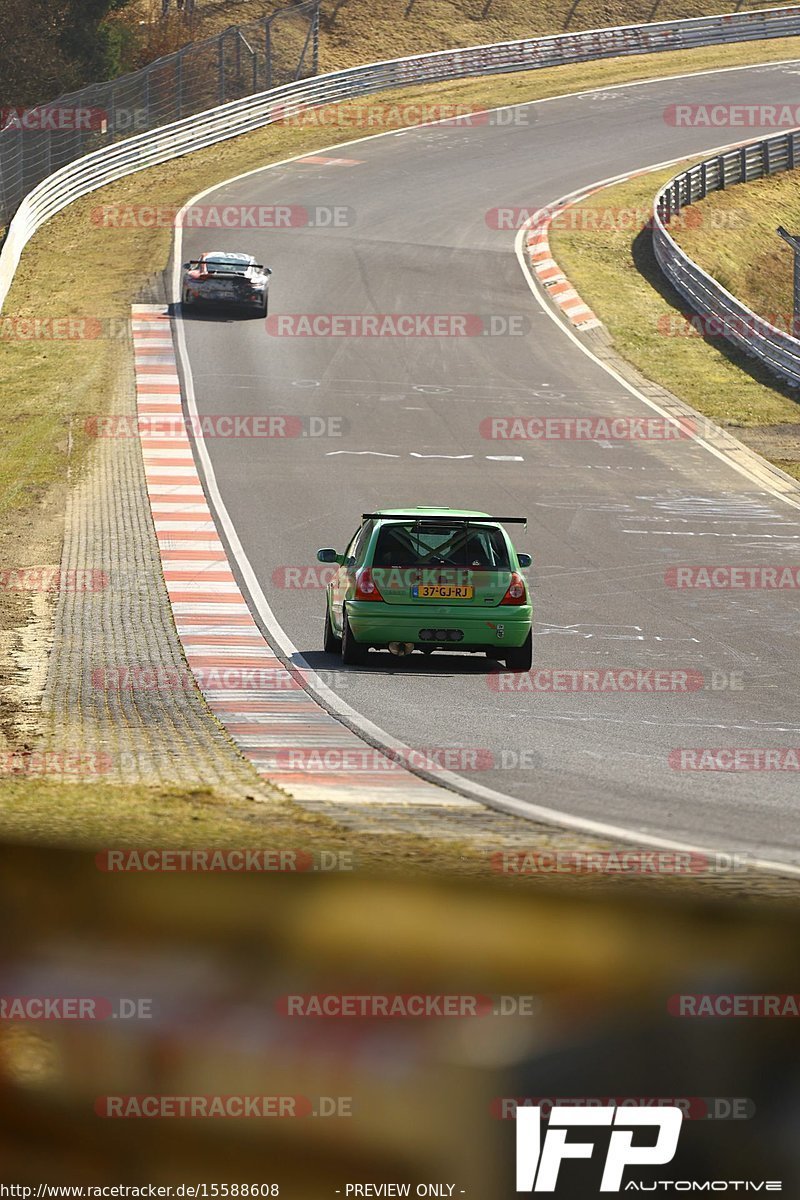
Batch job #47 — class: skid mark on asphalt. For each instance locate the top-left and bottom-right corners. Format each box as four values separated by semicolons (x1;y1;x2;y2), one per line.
294;155;364;166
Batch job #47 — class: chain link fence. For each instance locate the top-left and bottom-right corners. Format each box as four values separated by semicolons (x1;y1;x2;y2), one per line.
0;0;320;228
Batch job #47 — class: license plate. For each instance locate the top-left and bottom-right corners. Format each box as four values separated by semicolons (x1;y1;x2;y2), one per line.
411;584;474;600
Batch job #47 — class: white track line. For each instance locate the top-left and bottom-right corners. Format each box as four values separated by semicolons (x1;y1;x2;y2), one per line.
135;305;471;808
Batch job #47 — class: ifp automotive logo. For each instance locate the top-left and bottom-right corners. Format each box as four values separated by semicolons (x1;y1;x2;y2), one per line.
515;1105;782;1192
516;1105;682;1192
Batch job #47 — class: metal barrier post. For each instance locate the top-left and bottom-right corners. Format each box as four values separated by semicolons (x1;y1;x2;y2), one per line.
777;226;800;338
176;49;184;120
312;3;320;75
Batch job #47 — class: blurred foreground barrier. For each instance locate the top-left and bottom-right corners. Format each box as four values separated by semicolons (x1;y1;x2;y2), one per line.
0;844;798;1191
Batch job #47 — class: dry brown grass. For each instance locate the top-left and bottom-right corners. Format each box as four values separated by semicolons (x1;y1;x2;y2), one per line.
551;168;800;431
119;0;779;74
668;167;800;326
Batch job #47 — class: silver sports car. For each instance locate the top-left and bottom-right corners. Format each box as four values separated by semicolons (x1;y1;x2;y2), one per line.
181;252;272;316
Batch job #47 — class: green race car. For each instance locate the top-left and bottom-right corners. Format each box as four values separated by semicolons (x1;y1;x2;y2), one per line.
317;508;533;670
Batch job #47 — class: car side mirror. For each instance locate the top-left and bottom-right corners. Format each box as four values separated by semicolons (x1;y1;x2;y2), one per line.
183;262;191;270
317;548;341;564
517;553;532;568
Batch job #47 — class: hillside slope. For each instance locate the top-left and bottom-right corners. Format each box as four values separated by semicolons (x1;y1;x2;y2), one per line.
123;0;777;73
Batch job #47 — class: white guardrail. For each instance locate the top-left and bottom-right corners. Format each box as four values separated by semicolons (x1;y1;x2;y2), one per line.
653;131;800;386
3;5;800;312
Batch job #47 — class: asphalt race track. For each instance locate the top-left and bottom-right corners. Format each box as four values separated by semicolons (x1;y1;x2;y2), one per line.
174;60;800;864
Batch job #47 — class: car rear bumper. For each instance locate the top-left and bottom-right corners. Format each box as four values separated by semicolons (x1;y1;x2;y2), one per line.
346;602;532;648
184;288;266;307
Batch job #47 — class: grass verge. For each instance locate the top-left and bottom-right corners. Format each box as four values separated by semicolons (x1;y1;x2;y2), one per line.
549;165;800;470
0;775;496;873
667;166;800;324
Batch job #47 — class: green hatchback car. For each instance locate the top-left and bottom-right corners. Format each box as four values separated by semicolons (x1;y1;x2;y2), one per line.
317;508;533;670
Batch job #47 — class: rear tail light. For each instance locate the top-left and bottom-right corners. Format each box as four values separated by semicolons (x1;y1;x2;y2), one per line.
354;567;384;602
500;572;527;605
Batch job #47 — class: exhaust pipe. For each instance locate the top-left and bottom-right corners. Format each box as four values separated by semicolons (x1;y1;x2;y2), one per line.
388;641;415;657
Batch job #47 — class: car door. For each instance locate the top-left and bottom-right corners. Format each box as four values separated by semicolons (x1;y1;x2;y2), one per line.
330;522;372;631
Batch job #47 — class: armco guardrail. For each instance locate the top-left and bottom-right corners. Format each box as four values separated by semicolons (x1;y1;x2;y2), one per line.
3;4;800;313
653;131;800;386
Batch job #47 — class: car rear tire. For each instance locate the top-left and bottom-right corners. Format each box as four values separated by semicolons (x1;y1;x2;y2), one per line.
341;609;368;666
503;632;532;672
323;604;341;654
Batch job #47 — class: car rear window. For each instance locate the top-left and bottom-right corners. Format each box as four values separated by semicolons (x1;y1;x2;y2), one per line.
203;259;250;273
373;523;510;569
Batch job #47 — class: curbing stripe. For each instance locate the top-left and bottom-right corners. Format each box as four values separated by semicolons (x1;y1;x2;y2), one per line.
132;304;478;811
527;205;602;331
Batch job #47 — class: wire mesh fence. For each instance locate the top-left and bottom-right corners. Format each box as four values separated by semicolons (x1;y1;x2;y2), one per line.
0;0;320;228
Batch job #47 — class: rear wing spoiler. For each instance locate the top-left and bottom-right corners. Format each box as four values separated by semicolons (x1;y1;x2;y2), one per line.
184;261;268;272
361;513;527;529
